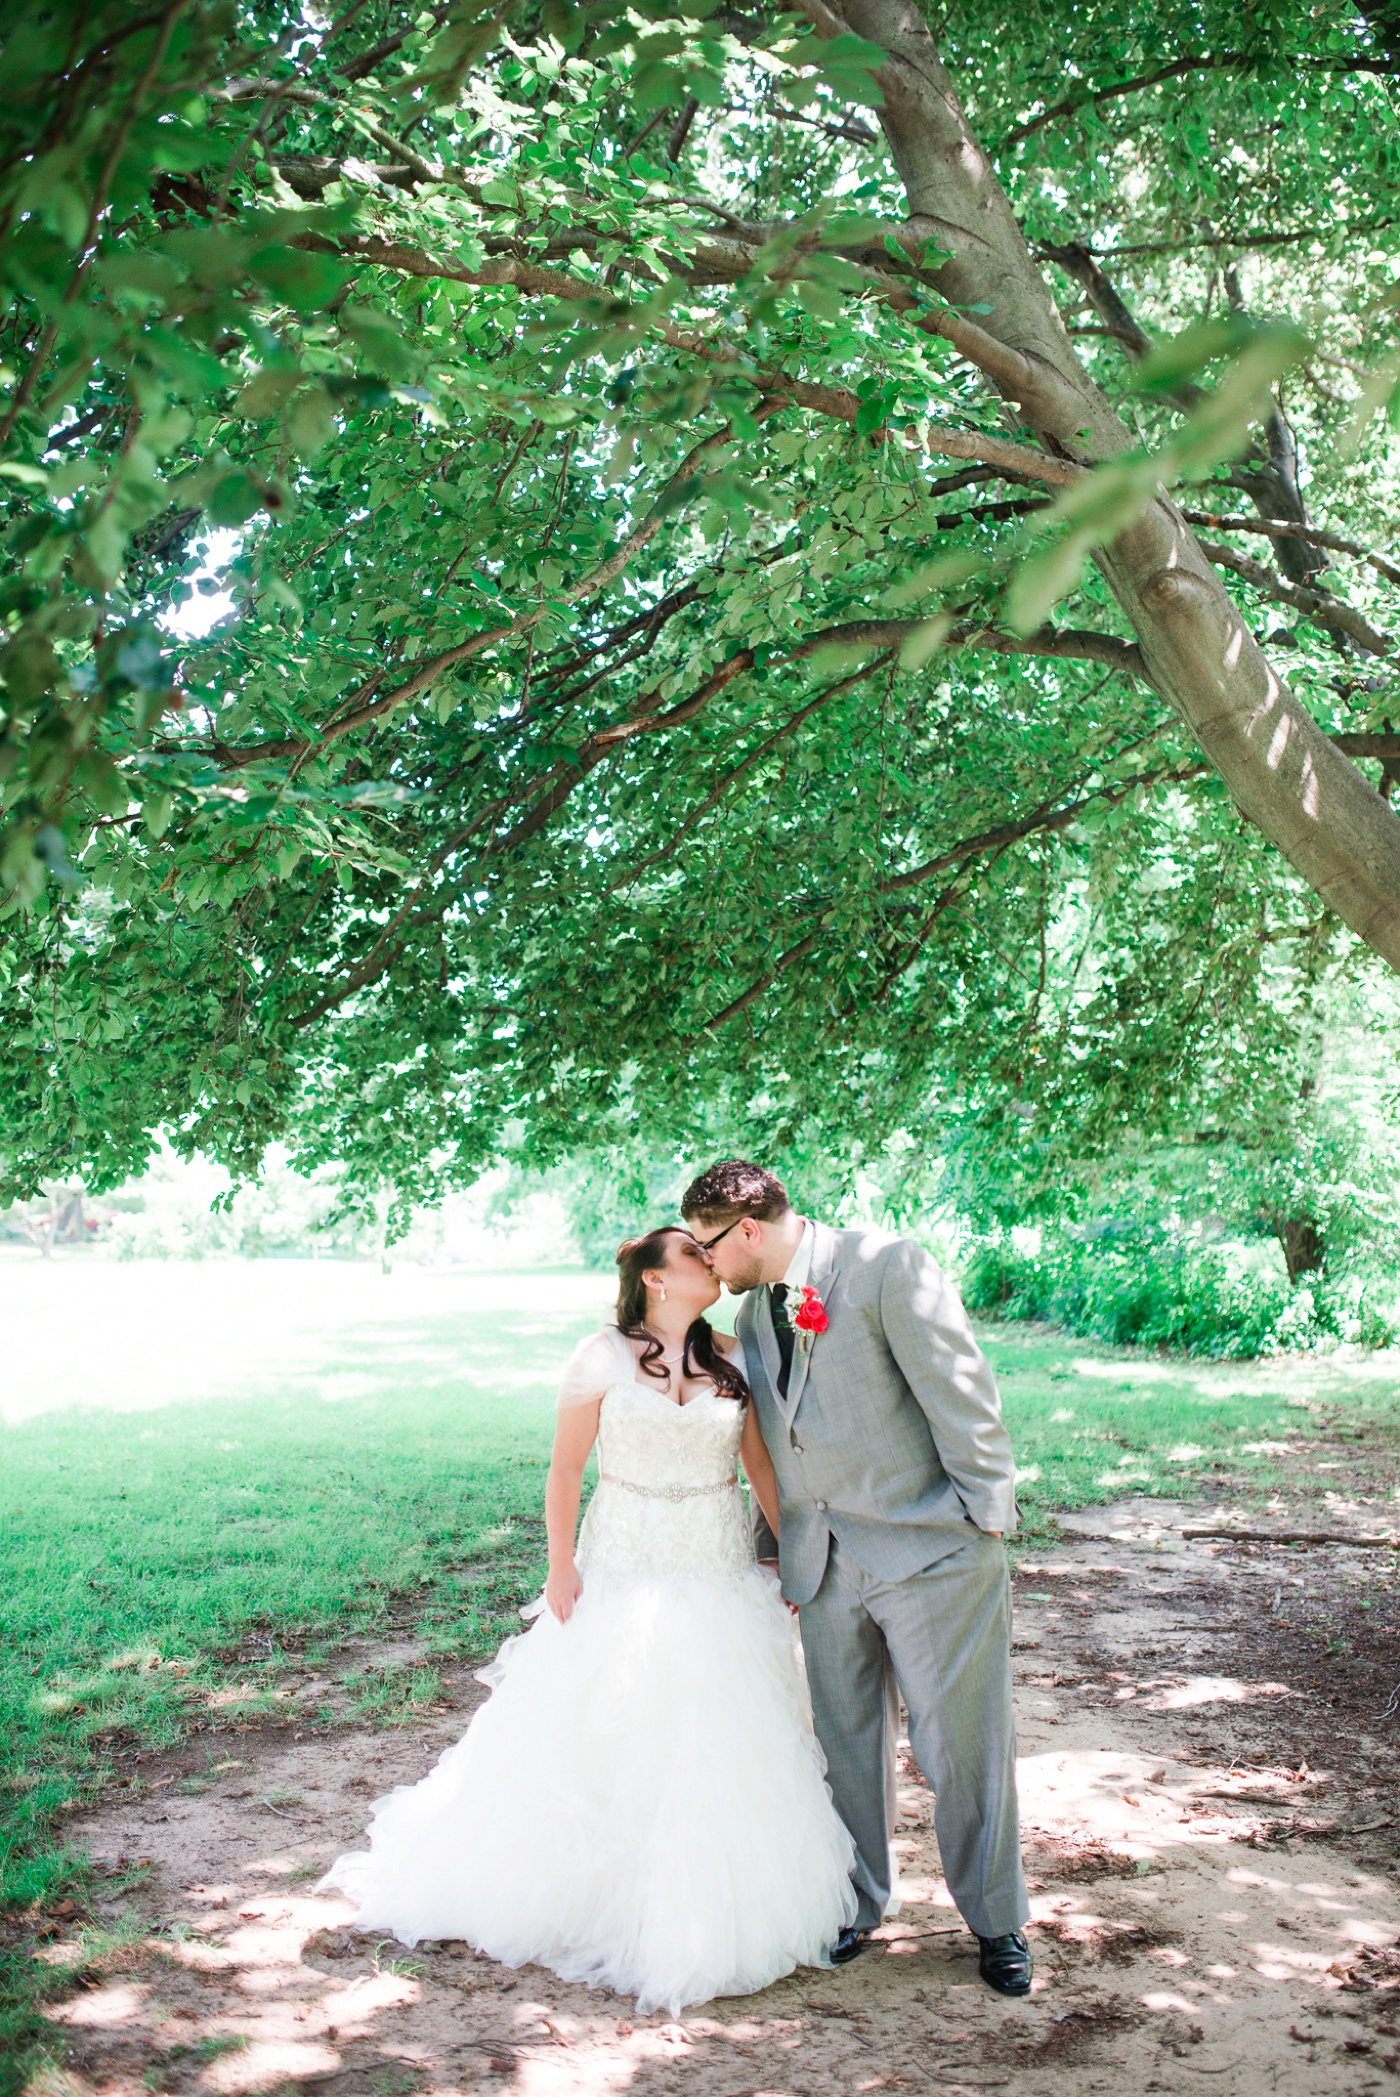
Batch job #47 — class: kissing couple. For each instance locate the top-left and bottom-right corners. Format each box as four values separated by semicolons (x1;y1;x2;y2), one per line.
321;1161;1031;2014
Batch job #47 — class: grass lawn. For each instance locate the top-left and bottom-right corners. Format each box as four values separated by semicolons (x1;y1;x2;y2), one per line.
980;1322;1400;1532
2;1252;1399;2087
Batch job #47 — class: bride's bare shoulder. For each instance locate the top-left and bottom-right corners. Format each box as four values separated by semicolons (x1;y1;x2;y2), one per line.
712;1329;740;1356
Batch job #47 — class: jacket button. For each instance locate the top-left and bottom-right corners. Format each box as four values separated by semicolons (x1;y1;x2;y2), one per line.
815;1499;828;1512
792;1441;804;1454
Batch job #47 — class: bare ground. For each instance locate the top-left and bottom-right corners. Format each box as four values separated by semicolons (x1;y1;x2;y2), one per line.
28;1480;1400;2097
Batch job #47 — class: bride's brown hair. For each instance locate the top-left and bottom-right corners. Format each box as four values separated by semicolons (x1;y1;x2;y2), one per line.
615;1228;750;1406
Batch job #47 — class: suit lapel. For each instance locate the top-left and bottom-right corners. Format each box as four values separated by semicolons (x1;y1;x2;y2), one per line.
738;1288;781;1404
782;1220;838;1419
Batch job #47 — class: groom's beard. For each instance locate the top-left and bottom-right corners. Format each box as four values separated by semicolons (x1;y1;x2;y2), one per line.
721;1251;768;1293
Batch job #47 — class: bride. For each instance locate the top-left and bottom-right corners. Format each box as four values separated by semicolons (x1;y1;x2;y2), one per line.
319;1225;856;2014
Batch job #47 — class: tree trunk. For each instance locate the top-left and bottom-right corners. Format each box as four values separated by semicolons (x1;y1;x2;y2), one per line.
814;0;1400;974
1276;1216;1325;1283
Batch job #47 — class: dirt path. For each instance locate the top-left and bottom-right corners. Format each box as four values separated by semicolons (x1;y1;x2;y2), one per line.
40;1500;1400;2097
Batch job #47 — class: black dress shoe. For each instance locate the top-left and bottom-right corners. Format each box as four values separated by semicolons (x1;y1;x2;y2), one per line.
829;1925;870;1966
977;1930;1032;1995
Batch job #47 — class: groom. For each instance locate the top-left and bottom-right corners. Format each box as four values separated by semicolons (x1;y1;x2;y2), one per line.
681;1161;1032;1996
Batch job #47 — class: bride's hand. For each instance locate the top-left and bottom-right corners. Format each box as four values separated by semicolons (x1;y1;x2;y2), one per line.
546;1562;583;1623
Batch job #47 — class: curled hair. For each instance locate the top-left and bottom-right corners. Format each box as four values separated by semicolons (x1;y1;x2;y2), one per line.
615;1227;750;1406
680;1159;791;1229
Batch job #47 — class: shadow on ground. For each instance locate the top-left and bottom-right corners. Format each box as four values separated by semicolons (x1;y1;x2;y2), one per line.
28;1501;1400;2097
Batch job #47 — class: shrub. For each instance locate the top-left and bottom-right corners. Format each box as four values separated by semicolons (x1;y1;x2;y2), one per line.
962;1225;1397;1358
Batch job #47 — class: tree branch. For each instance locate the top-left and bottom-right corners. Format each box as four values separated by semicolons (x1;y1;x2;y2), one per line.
1002;54;1246;148
771;106;878;145
879;763;1199;893
700;934;820;1033
287;575;1400;1032
1037;238;1154;355
1181;511;1400;590
1002;53;1400;151
210;425;742;770
698;755;1203;1031
606;655;897;892
1041;238;1326;584
333;0;456;82
1198;541;1392;656
1090;219;1397;257
290;230;1085;489
666;95;701;162
286;615;1149;1026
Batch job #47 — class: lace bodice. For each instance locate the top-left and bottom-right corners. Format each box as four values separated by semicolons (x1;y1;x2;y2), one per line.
560;1330;753;1577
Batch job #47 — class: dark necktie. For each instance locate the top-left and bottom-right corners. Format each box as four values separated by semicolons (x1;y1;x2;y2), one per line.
770;1281;795;1399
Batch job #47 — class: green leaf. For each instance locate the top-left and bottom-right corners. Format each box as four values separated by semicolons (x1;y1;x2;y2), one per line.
94;251;184;300
340;303;417;379
249;246;352;313
886;549;985;608
1134;316;1260;394
0;634;59;705
206;470;269;527
808;31;888;107
1004;535;1091;635
161;227;254;288
33;823;82;887
235;368;302;419
142;328;230;398
897;612;953;670
75;749;130;817
820;215;886;249
287;385;336;459
794;276;844;323
142;791;173;840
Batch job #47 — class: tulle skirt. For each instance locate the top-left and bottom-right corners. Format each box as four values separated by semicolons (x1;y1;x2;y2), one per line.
319;1566;857;2014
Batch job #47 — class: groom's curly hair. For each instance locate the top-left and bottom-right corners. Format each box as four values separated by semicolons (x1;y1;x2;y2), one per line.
680;1159;791;1226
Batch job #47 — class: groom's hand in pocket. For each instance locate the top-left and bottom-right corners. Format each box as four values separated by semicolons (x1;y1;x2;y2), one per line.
757;1558;797;1615
546;1563;583;1623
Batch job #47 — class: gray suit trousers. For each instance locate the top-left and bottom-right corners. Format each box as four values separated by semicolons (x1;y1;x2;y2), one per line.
800;1530;1029;1938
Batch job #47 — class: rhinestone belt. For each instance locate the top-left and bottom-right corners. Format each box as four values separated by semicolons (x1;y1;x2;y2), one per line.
600;1471;738;1502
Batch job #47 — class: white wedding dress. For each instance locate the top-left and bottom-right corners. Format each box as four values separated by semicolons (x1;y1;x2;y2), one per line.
319;1326;856;2014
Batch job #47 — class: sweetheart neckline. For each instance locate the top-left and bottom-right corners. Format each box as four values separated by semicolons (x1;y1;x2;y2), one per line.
606;1378;738;1413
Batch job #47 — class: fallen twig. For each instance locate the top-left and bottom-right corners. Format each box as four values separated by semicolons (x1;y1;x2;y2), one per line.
1181;1527;1399;1547
871;1923;968;1940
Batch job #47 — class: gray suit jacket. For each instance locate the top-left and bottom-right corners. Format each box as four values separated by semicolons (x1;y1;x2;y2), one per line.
735;1223;1018;1604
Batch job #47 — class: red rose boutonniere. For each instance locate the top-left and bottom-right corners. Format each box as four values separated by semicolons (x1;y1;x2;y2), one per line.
793;1285;829;1351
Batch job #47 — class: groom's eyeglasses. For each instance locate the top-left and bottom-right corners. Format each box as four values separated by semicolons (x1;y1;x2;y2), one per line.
692;1218;744;1255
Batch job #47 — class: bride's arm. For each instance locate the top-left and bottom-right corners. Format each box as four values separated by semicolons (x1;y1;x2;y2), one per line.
738;1403;781;1545
544;1398;601;1623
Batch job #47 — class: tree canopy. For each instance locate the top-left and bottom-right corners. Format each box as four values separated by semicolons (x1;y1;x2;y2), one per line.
5;0;1400;1229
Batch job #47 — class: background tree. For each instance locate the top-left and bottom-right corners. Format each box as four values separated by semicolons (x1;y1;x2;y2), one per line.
4;0;1400;1266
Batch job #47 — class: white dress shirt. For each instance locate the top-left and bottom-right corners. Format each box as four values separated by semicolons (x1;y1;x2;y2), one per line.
772;1218;814;1302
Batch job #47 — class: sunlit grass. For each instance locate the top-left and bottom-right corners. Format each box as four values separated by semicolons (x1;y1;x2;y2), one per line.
983;1321;1400;1538
0;1265;601;2091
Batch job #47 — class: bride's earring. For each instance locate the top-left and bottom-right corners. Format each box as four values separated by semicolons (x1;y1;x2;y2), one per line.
658;1285;668;1302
